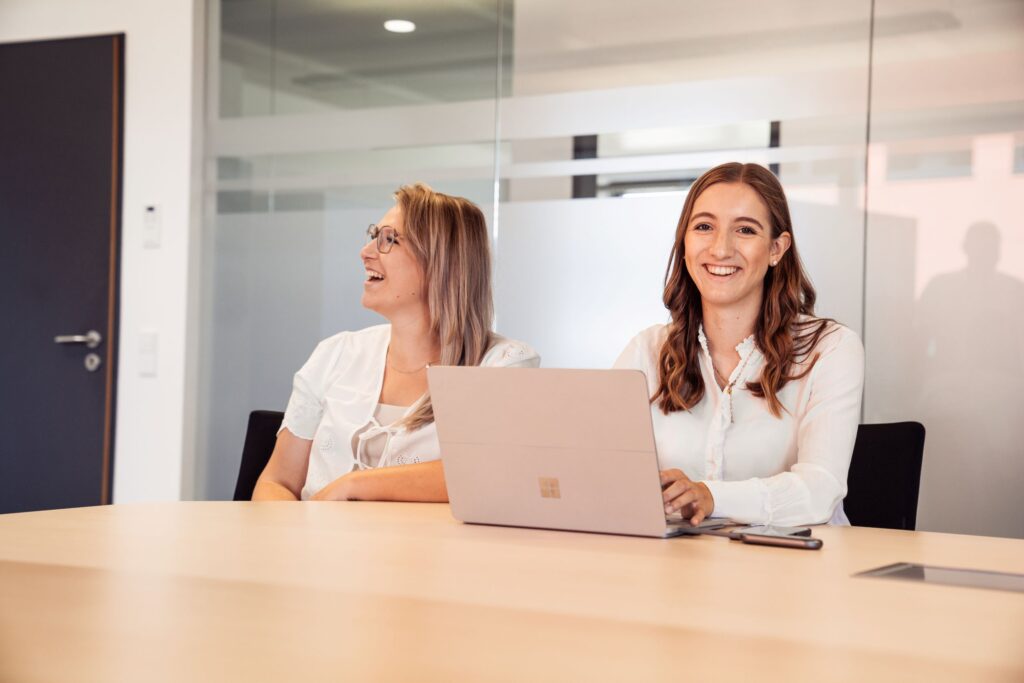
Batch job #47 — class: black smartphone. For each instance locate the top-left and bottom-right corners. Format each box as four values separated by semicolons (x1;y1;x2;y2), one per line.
738;532;823;550
726;525;813;539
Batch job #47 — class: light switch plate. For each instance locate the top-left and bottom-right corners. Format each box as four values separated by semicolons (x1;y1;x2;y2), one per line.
138;330;158;377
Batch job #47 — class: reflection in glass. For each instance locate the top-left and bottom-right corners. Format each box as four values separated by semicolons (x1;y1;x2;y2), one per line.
219;0;505;117
865;0;1024;538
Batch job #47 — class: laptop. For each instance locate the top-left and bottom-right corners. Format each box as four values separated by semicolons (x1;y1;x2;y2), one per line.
427;366;727;538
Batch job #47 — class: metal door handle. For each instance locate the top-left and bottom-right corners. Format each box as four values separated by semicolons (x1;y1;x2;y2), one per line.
55;330;103;348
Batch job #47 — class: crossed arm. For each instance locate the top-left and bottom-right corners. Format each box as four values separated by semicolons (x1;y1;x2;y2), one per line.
251;428;448;502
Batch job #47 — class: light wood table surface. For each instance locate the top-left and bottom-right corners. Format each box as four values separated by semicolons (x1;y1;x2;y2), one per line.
0;502;1022;682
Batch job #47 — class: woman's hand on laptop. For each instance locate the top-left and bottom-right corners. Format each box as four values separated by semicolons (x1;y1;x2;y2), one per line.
660;469;715;525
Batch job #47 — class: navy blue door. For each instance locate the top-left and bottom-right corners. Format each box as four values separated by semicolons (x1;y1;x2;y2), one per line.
0;34;123;513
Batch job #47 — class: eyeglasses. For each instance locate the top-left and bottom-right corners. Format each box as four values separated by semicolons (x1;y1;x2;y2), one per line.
366;223;402;254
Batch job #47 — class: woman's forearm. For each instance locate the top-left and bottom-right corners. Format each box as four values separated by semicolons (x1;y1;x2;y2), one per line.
358;460;448;502
252;477;301;501
314;460;448;502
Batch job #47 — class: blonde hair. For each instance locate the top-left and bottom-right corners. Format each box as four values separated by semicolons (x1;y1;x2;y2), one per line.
395;183;495;430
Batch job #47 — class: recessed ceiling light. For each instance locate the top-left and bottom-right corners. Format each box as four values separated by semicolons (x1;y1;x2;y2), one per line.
384;19;416;33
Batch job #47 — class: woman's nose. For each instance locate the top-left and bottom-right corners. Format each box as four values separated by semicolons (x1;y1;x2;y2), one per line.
710;230;732;258
360;238;376;259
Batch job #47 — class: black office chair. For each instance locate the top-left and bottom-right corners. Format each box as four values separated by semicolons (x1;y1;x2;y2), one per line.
843;422;925;530
233;410;285;501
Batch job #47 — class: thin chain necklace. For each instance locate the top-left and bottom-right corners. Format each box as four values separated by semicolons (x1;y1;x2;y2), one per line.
711;363;731;392
708;347;745;395
707;341;754;424
387;351;439;375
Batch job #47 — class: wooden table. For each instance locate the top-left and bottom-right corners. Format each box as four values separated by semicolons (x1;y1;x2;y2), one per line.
0;502;1022;682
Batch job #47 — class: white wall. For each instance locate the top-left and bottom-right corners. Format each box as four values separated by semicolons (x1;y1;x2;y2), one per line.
0;0;203;502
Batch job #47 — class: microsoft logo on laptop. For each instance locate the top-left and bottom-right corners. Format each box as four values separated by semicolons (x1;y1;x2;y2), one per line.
538;477;561;499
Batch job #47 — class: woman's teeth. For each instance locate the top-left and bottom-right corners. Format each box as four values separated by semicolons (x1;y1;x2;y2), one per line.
706;265;739;276
367;270;384;281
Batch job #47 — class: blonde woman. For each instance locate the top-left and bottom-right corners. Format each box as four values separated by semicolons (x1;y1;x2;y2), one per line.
253;184;539;502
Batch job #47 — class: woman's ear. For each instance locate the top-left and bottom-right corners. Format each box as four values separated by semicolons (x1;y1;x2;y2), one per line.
770;232;792;265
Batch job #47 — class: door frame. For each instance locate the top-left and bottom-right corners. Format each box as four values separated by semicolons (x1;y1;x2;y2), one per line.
100;33;125;504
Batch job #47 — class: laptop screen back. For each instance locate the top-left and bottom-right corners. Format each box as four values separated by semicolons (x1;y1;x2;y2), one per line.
428;367;669;536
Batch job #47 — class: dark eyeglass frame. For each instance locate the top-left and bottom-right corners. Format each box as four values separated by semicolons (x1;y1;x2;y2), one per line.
366;223;402;254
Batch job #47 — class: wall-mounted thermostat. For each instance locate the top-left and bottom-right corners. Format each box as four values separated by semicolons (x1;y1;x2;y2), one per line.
143;205;161;249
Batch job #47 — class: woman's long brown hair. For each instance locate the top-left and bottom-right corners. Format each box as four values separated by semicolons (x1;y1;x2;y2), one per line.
654;163;834;418
394;183;495;431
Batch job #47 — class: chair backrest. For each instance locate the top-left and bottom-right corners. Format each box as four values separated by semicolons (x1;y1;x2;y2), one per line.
233;410;285;501
844;421;926;530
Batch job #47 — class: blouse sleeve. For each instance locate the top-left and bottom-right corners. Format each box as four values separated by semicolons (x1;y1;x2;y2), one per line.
280;334;346;440
703;326;865;526
613;326;665;397
482;338;541;368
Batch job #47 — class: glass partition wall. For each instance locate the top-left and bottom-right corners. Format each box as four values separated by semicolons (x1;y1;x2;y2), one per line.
200;0;505;499
198;0;1024;539
494;1;872;368
863;0;1024;538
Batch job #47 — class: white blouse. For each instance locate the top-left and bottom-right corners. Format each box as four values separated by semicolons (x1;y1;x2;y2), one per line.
282;324;540;500
355;403;409;469
614;320;864;526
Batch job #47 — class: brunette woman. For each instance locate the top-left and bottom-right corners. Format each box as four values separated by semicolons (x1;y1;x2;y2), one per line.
615;163;864;526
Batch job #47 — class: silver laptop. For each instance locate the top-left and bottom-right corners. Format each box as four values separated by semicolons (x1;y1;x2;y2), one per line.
428;367;725;538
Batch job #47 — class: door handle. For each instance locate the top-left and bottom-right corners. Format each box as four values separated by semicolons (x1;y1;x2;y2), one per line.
55;330;103;348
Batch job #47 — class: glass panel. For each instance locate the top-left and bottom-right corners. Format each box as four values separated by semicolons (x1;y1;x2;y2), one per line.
198;0;501;499
863;0;1024;538
219;0;274;117
495;0;873;368
199;0;1024;541
219;0;504;117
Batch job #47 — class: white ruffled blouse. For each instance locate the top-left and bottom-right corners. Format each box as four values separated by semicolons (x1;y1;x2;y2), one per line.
282;324;540;500
614;320;864;526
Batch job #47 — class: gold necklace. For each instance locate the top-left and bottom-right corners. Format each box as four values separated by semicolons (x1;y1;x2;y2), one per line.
711;363;731;392
387;354;439;375
706;343;733;392
707;344;751;396
706;338;754;423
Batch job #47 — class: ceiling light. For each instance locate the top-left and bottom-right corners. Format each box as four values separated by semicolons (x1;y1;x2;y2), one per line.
384;20;416;33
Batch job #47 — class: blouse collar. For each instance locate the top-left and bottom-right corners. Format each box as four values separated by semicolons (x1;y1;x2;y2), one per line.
697;324;757;358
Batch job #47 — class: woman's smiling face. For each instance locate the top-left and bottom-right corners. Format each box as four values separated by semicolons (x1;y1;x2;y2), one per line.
683;181;790;311
360;204;427;319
